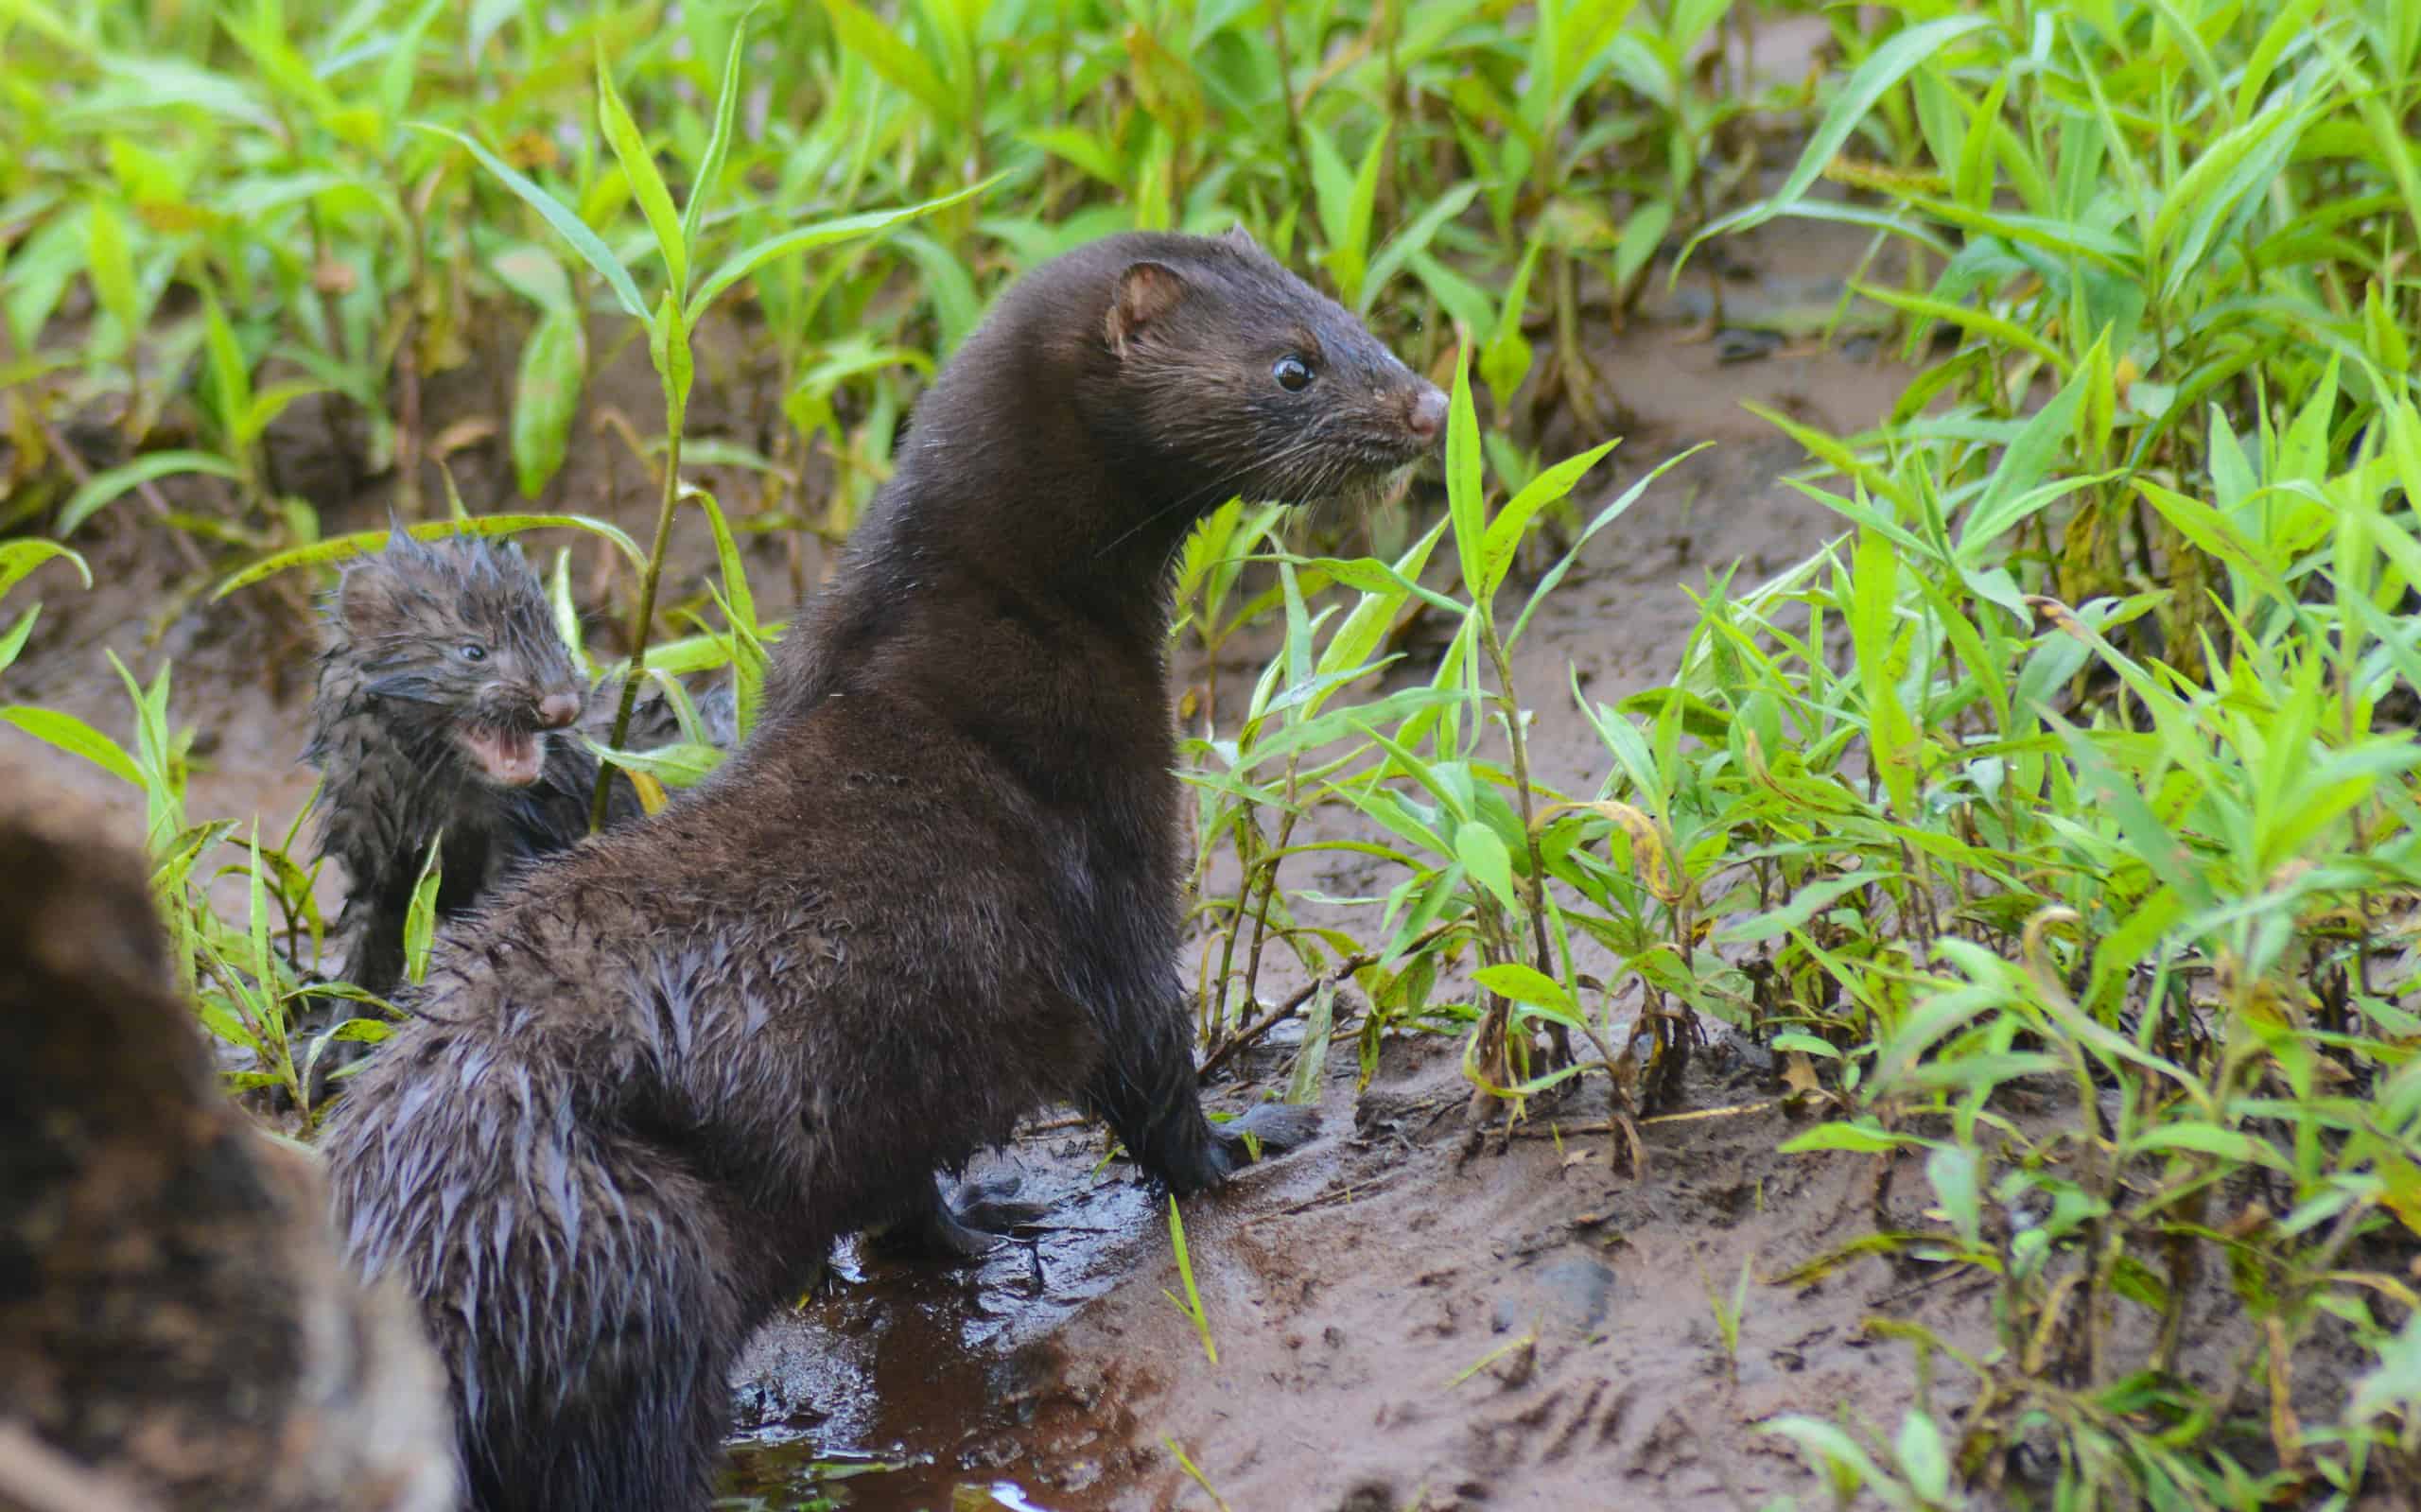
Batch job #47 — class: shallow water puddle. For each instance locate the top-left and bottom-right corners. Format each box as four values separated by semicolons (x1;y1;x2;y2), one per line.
719;1436;1055;1511
715;1154;1158;1511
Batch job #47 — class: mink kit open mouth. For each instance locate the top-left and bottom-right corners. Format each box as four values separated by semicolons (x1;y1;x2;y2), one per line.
454;723;546;787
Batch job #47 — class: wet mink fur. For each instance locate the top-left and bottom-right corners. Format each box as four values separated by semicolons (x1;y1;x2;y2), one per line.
301;531;1016;1256
303;530;642;1004
322;228;1447;1512
0;792;459;1512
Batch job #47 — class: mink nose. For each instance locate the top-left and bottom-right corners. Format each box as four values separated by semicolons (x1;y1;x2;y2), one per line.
1406;384;1447;444
538;691;583;729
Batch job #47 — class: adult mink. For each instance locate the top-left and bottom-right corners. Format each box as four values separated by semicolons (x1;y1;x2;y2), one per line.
0;790;458;1512
322;227;1447;1512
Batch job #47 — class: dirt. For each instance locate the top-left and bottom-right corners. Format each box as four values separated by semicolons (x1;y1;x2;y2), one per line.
0;198;1997;1511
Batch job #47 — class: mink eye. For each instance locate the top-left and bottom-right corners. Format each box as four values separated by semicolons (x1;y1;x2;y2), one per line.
458;642;489;663
1272;355;1315;391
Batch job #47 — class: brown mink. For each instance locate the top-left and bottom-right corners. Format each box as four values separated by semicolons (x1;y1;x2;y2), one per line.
321;227;1445;1512
0;787;458;1512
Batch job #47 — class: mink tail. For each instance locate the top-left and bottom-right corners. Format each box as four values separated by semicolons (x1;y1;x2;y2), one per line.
325;1033;748;1512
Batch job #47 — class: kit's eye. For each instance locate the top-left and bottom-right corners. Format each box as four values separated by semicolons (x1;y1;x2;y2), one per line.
458;643;489;663
1273;355;1315;391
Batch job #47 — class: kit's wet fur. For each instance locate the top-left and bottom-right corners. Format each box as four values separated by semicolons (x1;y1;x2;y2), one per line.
322;229;1446;1512
0;793;457;1512
304;530;638;1005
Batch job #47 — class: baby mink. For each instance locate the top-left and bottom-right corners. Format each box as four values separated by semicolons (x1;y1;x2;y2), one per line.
0;787;458;1512
303;530;640;1005
322;227;1446;1512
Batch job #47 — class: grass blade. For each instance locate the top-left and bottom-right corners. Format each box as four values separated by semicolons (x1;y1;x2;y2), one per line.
412;122;648;319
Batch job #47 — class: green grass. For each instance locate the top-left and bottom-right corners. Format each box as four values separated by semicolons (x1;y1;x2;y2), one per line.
7;0;2421;1505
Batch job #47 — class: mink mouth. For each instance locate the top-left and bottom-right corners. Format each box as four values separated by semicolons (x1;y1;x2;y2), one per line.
455;724;547;787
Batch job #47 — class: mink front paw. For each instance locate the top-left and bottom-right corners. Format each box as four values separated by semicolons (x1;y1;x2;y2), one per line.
1214;1101;1320;1162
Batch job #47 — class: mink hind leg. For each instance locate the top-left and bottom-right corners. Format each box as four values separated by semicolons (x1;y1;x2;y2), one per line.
862;1172;1049;1263
1083;989;1321;1197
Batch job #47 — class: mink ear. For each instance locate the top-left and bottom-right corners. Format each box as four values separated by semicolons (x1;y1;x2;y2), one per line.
337;562;407;637
1217;223;1263;257
1106;260;1187;356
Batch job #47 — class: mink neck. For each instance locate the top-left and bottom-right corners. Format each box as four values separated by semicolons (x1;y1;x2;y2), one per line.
883;349;1200;617
758;323;1203;732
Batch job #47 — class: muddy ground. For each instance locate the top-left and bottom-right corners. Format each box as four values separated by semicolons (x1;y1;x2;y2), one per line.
0;201;2015;1512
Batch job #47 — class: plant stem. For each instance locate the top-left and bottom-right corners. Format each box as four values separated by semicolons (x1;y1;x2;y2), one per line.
1479;617;1553;977
1199;919;1457;1082
1238;756;1303;1017
590;423;684;831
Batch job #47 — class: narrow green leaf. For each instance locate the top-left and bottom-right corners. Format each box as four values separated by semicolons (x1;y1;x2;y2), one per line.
596;47;687;296
546;547;591;679
1895;1412;1952;1504
200;294;253;448
1;706;144;787
1858;282;2069;377
1361;182;1478;316
1777;1121;1926;1155
1472;961;1574;1016
1713;872;1876;944
57;451;243;536
1957;365;2092;556
1283;980;1333;1106
649;291;693;415
1479;232;1546;404
214;515;646;599
1164;1195;1216;1364
512;309;587;498
411;122;648;320
2128;1123;2282;1169
1331;122;1389;307
83;201;140;341
0;538;93;600
402;834;444;986
2042;710;2216;912
1019;126;1123;186
1678;14;1993;271
1444;345;1484;593
491;243;577;315
466;0;518;61
1303;120;1352;253
239;382;328;453
582;738;723;789
1851;529;1917;814
680;0;763;251
378;0;446;129
1478;440;1616;603
1454;820;1519;914
685;177;1001;325
820;0;958;124
684;483;756;633
0;606;40;678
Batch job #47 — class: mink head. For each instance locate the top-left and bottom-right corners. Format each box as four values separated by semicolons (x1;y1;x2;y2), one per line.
322;532;586;789
1090;227;1447;521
